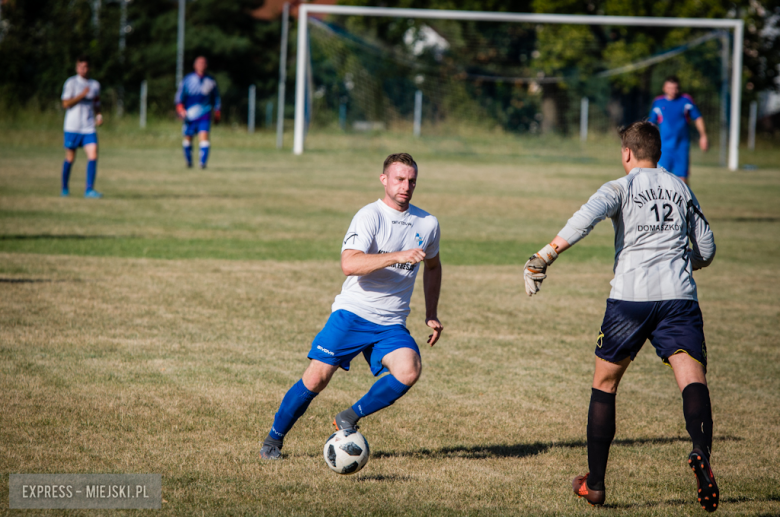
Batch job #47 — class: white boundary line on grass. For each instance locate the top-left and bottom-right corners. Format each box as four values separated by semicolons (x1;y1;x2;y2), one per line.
293;5;743;171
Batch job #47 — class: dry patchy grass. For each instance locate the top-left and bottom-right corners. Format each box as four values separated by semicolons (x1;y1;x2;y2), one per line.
1;133;779;515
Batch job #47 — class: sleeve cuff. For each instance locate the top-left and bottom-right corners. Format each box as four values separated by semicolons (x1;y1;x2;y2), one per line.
557;225;583;246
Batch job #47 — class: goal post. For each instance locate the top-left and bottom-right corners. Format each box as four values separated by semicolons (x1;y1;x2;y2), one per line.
293;5;744;171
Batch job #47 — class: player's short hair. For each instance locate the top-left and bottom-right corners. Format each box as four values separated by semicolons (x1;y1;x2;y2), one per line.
663;75;680;85
619;121;662;162
383;153;418;174
76;55;90;64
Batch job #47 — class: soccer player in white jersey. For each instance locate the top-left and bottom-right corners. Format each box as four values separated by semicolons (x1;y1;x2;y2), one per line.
259;153;443;460
60;55;103;198
523;122;718;512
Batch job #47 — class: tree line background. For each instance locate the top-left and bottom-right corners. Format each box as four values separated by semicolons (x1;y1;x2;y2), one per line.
0;0;778;129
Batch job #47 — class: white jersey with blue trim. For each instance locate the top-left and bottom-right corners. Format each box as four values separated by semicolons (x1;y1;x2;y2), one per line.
333;199;441;326
62;75;100;134
557;167;715;302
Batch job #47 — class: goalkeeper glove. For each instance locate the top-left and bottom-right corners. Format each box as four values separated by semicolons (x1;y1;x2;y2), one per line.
523;243;559;297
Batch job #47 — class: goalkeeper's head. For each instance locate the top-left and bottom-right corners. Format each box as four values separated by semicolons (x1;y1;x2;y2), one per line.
619;121;661;173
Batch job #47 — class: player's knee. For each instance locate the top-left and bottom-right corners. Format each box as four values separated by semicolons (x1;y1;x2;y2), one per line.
302;361;337;393
394;360;421;387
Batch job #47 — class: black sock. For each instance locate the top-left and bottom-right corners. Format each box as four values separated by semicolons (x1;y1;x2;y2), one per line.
682;382;713;459
263;435;283;449
336;407;360;427
587;388;616;491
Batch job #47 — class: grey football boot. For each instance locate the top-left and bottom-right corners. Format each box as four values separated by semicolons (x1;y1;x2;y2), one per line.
259;441;283;461
333;408;360;432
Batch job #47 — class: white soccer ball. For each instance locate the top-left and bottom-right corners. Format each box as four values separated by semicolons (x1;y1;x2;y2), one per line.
323;429;370;475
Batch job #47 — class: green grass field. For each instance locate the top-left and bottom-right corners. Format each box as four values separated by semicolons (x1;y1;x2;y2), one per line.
1;119;779;516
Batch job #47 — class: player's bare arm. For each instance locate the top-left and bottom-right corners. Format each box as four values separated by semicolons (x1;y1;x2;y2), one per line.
94;95;103;126
695;117;708;151
62;87;90;109
423;254;443;346
341;248;426;276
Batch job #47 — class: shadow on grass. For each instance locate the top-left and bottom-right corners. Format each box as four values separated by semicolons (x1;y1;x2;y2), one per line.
721;493;780;504
604;492;780;510
0;234;120;240
110;193;251;200
372;435;742;460
355;474;413;482
0;278;53;283
601;498;689;509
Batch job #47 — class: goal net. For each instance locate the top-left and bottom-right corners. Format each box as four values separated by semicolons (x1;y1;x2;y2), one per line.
293;7;743;168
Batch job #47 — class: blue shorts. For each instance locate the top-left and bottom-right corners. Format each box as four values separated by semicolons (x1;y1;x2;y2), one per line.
659;143;690;178
597;299;707;370
64;132;97;149
308;310;420;377
183;119;211;136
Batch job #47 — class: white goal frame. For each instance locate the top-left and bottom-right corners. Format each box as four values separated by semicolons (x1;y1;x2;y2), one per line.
293;5;744;171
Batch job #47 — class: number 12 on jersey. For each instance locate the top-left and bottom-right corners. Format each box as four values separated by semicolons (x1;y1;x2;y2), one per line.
650;203;674;223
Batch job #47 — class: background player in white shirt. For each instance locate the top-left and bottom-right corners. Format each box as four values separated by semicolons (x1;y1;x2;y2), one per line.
259;153;443;460
61;55;103;198
523;122;719;512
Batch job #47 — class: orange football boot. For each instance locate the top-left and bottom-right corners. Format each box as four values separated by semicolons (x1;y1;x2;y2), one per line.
689;449;719;512
572;473;606;506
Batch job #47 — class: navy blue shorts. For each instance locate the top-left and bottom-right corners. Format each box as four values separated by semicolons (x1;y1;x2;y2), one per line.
308;310;420;377
64;132;97;149
182;119;211;136
597;298;707;369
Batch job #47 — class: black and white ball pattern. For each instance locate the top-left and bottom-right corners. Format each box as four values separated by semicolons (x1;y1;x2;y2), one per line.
323;429;370;475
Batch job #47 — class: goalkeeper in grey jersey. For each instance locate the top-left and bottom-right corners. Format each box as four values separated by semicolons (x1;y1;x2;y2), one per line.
523;122;719;512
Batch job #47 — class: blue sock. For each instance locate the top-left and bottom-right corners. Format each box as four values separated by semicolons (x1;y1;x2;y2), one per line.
62;161;73;190
352;374;411;418
267;379;318;443
86;160;97;191
199;141;210;166
183;141;192;165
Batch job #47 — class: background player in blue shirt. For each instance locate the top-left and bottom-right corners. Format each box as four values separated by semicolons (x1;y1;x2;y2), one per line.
175;56;221;169
648;76;709;184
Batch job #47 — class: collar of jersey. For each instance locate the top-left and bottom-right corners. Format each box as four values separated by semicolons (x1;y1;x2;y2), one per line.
376;199;411;217
630;167;665;175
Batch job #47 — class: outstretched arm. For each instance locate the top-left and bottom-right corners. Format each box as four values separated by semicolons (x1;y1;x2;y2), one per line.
341;248;426;277
524;182;620;297
423;254;443;346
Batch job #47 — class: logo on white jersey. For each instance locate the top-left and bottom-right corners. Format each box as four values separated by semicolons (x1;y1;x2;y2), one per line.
414;233;423;246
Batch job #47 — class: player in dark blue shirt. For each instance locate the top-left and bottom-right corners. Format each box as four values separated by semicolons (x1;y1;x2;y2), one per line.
648;76;708;184
175;56;221;169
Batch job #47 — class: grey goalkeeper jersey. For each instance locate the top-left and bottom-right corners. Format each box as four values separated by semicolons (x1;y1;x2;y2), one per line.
557;167;715;302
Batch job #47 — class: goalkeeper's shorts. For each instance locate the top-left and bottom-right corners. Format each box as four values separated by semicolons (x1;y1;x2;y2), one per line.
182;118;211;136
596;299;707;370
